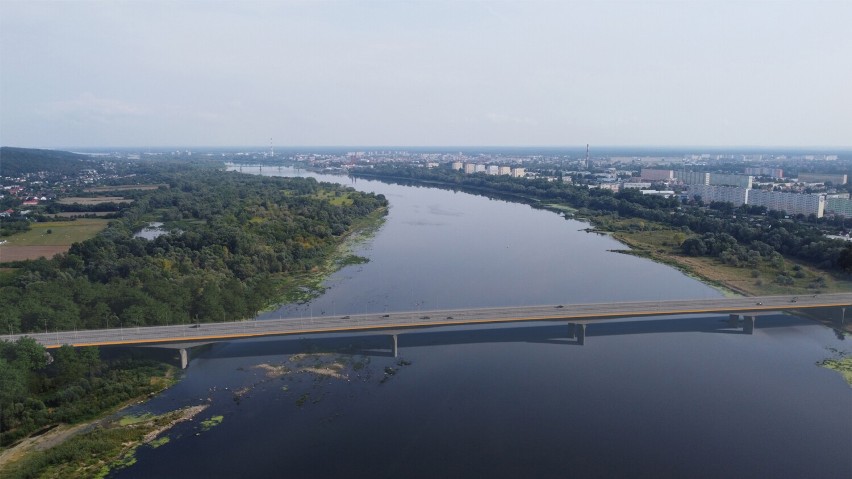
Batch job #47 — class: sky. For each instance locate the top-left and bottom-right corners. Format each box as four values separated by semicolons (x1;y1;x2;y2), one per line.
1;0;850;149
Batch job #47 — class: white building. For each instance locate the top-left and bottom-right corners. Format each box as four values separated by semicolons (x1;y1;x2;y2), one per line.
511;167;525;178
622;182;652;189
475;164;486;173
640;169;674;181
745;167;783;178
487;165;499;175
747;189;825;217
709;173;753;189
675;171;710;185
825;196;852;217
451;161;463;171
498;166;511;175
688;184;749;207
464;163;476;174
797;173;847;185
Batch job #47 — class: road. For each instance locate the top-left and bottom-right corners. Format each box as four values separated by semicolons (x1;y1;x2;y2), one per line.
5;293;850;348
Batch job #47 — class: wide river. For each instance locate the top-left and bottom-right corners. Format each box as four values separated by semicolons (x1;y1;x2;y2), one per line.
115;166;851;478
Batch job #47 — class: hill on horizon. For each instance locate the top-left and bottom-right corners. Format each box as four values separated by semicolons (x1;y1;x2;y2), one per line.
0;146;97;176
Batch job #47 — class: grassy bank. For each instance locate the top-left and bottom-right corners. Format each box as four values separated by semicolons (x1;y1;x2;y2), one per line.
0;405;209;479
592;215;852;297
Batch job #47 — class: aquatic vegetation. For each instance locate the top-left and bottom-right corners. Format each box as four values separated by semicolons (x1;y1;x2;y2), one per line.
818;355;852;386
199;415;224;432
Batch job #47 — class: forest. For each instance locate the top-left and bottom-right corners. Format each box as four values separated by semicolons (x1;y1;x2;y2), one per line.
354;166;852;275
0;165;388;334
0;337;172;448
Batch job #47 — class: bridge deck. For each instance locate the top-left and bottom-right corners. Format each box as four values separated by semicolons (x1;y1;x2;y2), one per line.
5;293;850;349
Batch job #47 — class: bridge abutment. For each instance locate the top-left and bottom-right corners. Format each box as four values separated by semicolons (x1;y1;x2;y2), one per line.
179;348;188;369
391;334;398;358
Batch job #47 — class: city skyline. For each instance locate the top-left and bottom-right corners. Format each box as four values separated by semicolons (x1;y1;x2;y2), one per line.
2;1;851;149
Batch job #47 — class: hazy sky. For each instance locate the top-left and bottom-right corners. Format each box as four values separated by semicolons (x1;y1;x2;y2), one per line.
1;0;850;148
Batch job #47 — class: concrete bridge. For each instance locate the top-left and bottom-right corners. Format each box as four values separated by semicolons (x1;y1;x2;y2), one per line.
4;293;850;368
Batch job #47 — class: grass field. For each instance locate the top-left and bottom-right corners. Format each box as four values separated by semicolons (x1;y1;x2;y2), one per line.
0;219;109;261
601;220;852;296
311;190;354;206
58;197;133;205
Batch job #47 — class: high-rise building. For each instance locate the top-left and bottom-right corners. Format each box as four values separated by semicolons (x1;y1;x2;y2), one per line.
464;163;476;174
688;184;749;207
797;173;847;185
640;169;674;181
745;167;783;178
675;171;710;185
747;190;825;217
709;173;753;189
825;196;852;217
451;161;463;171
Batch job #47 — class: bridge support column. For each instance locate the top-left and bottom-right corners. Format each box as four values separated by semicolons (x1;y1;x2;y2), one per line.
391;334;398;358
567;323;576;339
841;307;847;326
743;316;756;335
728;314;740;327
576;324;586;345
179;348;188;369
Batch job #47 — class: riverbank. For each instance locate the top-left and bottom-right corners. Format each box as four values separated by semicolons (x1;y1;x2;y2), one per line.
0;404;210;479
352;172;852;299
269;207;387;307
0;363;181;478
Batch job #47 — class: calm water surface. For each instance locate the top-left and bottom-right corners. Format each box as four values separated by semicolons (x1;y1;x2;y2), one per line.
114;166;851;478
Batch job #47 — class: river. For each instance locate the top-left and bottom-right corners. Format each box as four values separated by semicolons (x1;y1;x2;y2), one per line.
113;166;851;478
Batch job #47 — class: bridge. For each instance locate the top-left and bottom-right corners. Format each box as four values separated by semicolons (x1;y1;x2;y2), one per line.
5;293;849;367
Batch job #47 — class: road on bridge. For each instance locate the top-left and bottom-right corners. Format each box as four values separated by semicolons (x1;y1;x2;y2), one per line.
5;293;850;349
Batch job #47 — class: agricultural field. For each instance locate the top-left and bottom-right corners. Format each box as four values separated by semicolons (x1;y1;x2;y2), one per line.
84;184;167;192
0;218;108;261
52;211;114;218
58;196;133;205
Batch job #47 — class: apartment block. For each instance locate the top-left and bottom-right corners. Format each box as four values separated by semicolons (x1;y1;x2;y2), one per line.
688;184;749;207
747;189;825;217
745;167;783;178
709;173;753;189
675;171;710;185
797;173;847;185
826;196;852;217
640;169;674;181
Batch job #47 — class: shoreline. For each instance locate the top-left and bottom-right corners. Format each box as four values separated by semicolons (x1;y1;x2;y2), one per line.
263;206;387;310
353;172;851;300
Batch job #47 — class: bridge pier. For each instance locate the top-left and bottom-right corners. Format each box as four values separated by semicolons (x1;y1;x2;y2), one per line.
567;323;586;344
728;314;740;327
391;334;398;358
743;316;756;335
179;348;188;369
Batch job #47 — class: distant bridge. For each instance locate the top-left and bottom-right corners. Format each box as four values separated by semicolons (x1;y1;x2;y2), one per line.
5;293;849;367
